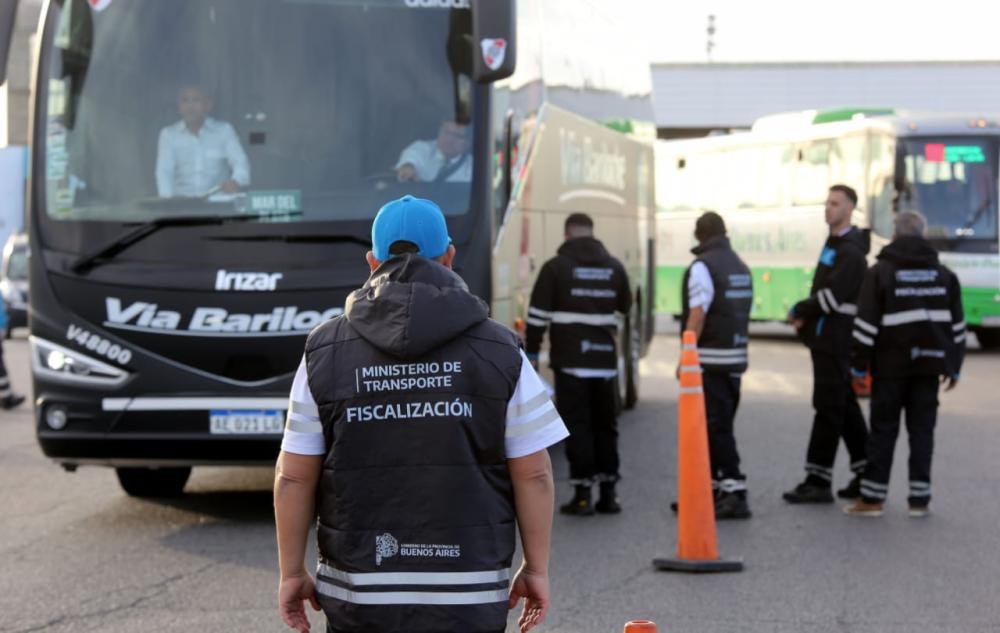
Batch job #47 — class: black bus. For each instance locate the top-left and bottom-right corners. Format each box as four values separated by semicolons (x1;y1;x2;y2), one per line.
2;0;655;496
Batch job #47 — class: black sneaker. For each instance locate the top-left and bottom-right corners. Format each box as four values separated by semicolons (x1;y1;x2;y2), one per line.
782;481;834;504
908;504;930;518
595;482;621;514
559;485;595;516
837;476;862;500
715;492;752;520
1;394;25;410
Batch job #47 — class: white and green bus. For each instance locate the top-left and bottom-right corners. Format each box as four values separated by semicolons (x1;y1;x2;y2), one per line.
655;108;1000;348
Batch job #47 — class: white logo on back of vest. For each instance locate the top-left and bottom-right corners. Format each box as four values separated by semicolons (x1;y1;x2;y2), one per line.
581;339;615;354
375;533;399;566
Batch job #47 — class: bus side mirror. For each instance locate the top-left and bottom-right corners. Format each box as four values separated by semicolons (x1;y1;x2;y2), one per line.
0;0;18;85
471;0;516;84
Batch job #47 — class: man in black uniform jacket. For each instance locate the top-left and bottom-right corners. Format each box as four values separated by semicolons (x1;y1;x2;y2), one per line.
526;213;632;516
783;184;871;504
844;211;964;517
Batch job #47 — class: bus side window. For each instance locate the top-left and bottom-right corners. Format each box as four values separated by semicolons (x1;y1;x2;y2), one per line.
792;142;831;206
831;134;868;218
868;133;896;238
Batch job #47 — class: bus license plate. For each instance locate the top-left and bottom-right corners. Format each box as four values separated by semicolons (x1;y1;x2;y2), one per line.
209;410;284;435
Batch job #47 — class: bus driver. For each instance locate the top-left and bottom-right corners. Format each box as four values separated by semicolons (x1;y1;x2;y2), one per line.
395;120;472;183
156;84;251;199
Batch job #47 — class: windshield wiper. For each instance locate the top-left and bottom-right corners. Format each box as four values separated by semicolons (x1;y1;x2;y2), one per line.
205;233;372;247
960;198;994;235
71;213;283;274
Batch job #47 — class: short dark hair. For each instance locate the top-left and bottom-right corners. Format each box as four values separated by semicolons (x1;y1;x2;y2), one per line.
694;211;726;242
565;213;593;233
829;184;858;207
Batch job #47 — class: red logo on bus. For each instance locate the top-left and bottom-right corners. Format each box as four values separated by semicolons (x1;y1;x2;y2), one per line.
480;39;507;72
924;143;945;163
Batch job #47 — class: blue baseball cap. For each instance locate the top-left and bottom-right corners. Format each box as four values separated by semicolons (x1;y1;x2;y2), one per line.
371;195;452;262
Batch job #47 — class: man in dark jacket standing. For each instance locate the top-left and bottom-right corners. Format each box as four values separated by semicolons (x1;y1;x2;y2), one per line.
273;195;568;633
679;212;753;519
844;211;964;517
0;293;26;409
783;184;871;504
526;213;632;516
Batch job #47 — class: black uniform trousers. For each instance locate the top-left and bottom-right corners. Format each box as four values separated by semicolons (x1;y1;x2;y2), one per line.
804;350;870;487
0;340;10;399
554;371;619;484
860;375;939;506
703;371;746;490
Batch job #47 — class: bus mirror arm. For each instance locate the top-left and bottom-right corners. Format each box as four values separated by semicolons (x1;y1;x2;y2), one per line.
0;0;17;85
502;109;514;211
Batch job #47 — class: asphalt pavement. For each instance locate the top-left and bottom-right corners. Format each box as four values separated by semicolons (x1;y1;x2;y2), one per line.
1;325;999;633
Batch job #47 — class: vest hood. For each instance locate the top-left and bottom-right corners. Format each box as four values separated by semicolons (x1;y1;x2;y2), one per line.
877;235;940;267
557;236;611;265
345;254;489;359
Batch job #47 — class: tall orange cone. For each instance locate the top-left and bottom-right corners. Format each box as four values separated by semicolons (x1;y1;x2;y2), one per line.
653;330;743;573
624;620;658;632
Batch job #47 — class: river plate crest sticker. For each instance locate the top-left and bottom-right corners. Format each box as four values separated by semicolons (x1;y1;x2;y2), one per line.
480;38;507;71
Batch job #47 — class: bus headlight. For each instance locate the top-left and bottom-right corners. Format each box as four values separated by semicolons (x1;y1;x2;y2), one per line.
46;350;69;371
30;337;129;388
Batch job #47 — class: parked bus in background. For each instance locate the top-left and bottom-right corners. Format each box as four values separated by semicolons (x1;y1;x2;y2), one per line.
0;0;654;496
655;108;1000;349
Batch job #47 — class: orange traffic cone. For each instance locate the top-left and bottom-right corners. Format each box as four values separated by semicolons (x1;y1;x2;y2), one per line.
653;330;743;573
624;620;658;632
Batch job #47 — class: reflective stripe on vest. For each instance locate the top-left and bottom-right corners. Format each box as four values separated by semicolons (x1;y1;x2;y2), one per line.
317;581;509;606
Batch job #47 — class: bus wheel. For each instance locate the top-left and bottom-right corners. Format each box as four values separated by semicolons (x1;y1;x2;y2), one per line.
115;467;191;498
623;308;641;410
974;328;1000;350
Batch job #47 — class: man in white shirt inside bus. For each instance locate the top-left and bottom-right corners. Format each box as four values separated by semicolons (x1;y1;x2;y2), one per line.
395;120;472;183
156;84;250;198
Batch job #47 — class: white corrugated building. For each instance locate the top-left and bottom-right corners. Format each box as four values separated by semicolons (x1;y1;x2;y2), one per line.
652;61;1000;138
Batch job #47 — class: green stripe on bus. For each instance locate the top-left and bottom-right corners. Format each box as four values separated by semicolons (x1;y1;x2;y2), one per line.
657;265;1000;326
961;286;1000;327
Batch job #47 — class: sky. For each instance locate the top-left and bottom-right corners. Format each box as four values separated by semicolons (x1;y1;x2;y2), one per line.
622;0;1000;63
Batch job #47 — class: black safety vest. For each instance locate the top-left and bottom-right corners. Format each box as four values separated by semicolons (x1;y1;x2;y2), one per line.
304;316;522;633
681;236;753;373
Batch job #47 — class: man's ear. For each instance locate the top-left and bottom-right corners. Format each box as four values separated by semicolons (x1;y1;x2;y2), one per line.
439;244;457;269
366;251;380;272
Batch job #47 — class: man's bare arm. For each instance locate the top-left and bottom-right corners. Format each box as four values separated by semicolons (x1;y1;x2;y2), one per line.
676;306;707;379
507;448;555;632
274;451;323;632
685;305;706;338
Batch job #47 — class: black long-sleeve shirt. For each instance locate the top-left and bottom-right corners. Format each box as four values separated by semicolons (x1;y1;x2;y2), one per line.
792;227;870;354
850;236;965;379
525;237;631;371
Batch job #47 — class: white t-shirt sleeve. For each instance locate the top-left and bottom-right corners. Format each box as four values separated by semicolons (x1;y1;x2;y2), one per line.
687;261;715;312
505;351;570;458
280;356;326;456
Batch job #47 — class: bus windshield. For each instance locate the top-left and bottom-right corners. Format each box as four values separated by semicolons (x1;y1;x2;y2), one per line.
43;0;474;226
900;137;998;242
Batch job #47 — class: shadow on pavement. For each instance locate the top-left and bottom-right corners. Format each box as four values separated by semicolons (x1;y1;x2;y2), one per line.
156;489;275;523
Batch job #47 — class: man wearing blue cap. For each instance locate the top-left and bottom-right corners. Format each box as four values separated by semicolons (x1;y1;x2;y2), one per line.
274;195;567;633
